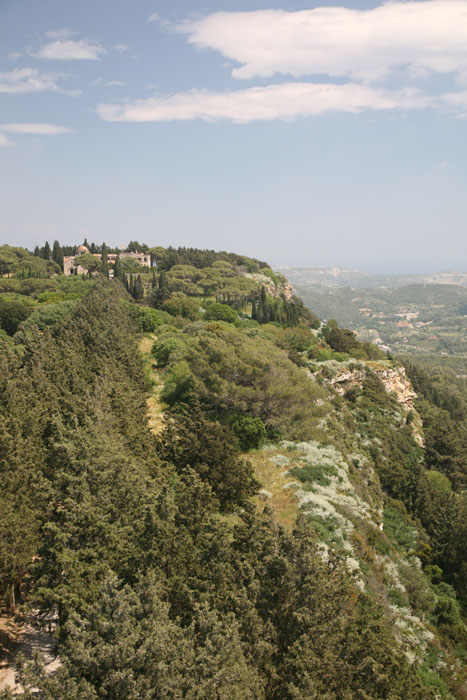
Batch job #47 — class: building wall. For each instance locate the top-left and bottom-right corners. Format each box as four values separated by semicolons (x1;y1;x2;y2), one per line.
63;250;152;275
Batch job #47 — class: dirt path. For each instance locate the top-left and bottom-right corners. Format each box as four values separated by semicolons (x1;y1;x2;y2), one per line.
139;333;165;436
0;615;59;693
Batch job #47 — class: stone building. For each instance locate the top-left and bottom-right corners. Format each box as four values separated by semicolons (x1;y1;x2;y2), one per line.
63;246;152;276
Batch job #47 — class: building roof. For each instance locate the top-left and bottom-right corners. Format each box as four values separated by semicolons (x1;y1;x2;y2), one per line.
76;245;89;254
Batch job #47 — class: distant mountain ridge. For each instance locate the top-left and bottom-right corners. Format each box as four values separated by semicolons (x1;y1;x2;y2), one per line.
275;266;467;289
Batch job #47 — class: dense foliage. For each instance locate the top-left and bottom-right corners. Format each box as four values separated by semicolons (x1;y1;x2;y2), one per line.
1;243;466;698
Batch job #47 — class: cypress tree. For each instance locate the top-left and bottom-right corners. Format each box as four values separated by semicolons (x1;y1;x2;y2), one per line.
101;243;109;278
33;245;40;257
152;268;157;289
257;299;264;324
251;299;257;321
42;241;51;260
133;276;144;301
52;240;64;269
114;255;123;283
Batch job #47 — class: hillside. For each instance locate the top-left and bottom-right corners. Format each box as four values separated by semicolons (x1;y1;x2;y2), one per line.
0;243;466;699
278;266;467;290
281;268;467;372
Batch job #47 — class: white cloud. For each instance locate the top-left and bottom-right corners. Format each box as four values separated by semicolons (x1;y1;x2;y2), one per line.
0;67;69;94
45;28;76;39
0;123;73;135
36;39;106;60
106;80;126;87
113;43;128;53
441;90;467;106
148;13;159;23
8;51;22;61
440;89;467;116
0;133;13;147
179;1;467;82
96;82;432;123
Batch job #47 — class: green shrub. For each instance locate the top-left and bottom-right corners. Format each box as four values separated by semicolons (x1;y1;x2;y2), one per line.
418;665;451;699
161;361;195;405
151;336;187;367
289;463;339;488
383;505;418;551
205;302;238;324
399;562;437;616
260;267;279;285
0;293;36;335
138;306;164;332
162;295;200;320
388;587;409;609
228;415;267;451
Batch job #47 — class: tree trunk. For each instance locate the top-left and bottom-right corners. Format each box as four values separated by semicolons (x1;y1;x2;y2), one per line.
8;582;15;614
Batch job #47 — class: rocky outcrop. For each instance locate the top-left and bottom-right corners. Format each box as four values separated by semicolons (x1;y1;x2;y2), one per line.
377;367;417;409
326;364;423;445
328;365;417;410
243;272;294;300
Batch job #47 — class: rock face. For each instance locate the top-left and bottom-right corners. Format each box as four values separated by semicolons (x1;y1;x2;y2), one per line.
326;364;424;446
328;366;417;410
377;367;418;409
243;272;294;300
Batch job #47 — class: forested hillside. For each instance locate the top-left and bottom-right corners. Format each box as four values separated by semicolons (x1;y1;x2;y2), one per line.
283;266;467;373
0;243;466;699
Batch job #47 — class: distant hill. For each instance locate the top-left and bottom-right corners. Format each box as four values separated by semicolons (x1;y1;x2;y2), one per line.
276;266;467;290
278;267;467;372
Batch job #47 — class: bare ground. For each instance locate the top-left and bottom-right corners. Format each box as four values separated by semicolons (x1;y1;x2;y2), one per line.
0;614;59;694
139;333;165;436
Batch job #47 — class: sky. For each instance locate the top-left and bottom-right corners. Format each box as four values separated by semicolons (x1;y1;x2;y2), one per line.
1;0;466;272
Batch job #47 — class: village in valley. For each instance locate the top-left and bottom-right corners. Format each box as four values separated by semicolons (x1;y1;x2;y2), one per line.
282;267;467;372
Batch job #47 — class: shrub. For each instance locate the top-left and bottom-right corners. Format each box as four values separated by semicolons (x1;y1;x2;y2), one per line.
162;295;200;320
399;561;437;617
0;293;36;335
345;385;361;403
205;302;238;324
278;326;316;353
228;415;267;451
388;588;409;609
156;404;258;510
161;361;195;405
289;463;339;488
139;306;164;332
151;336;187;367
383;505;417;551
